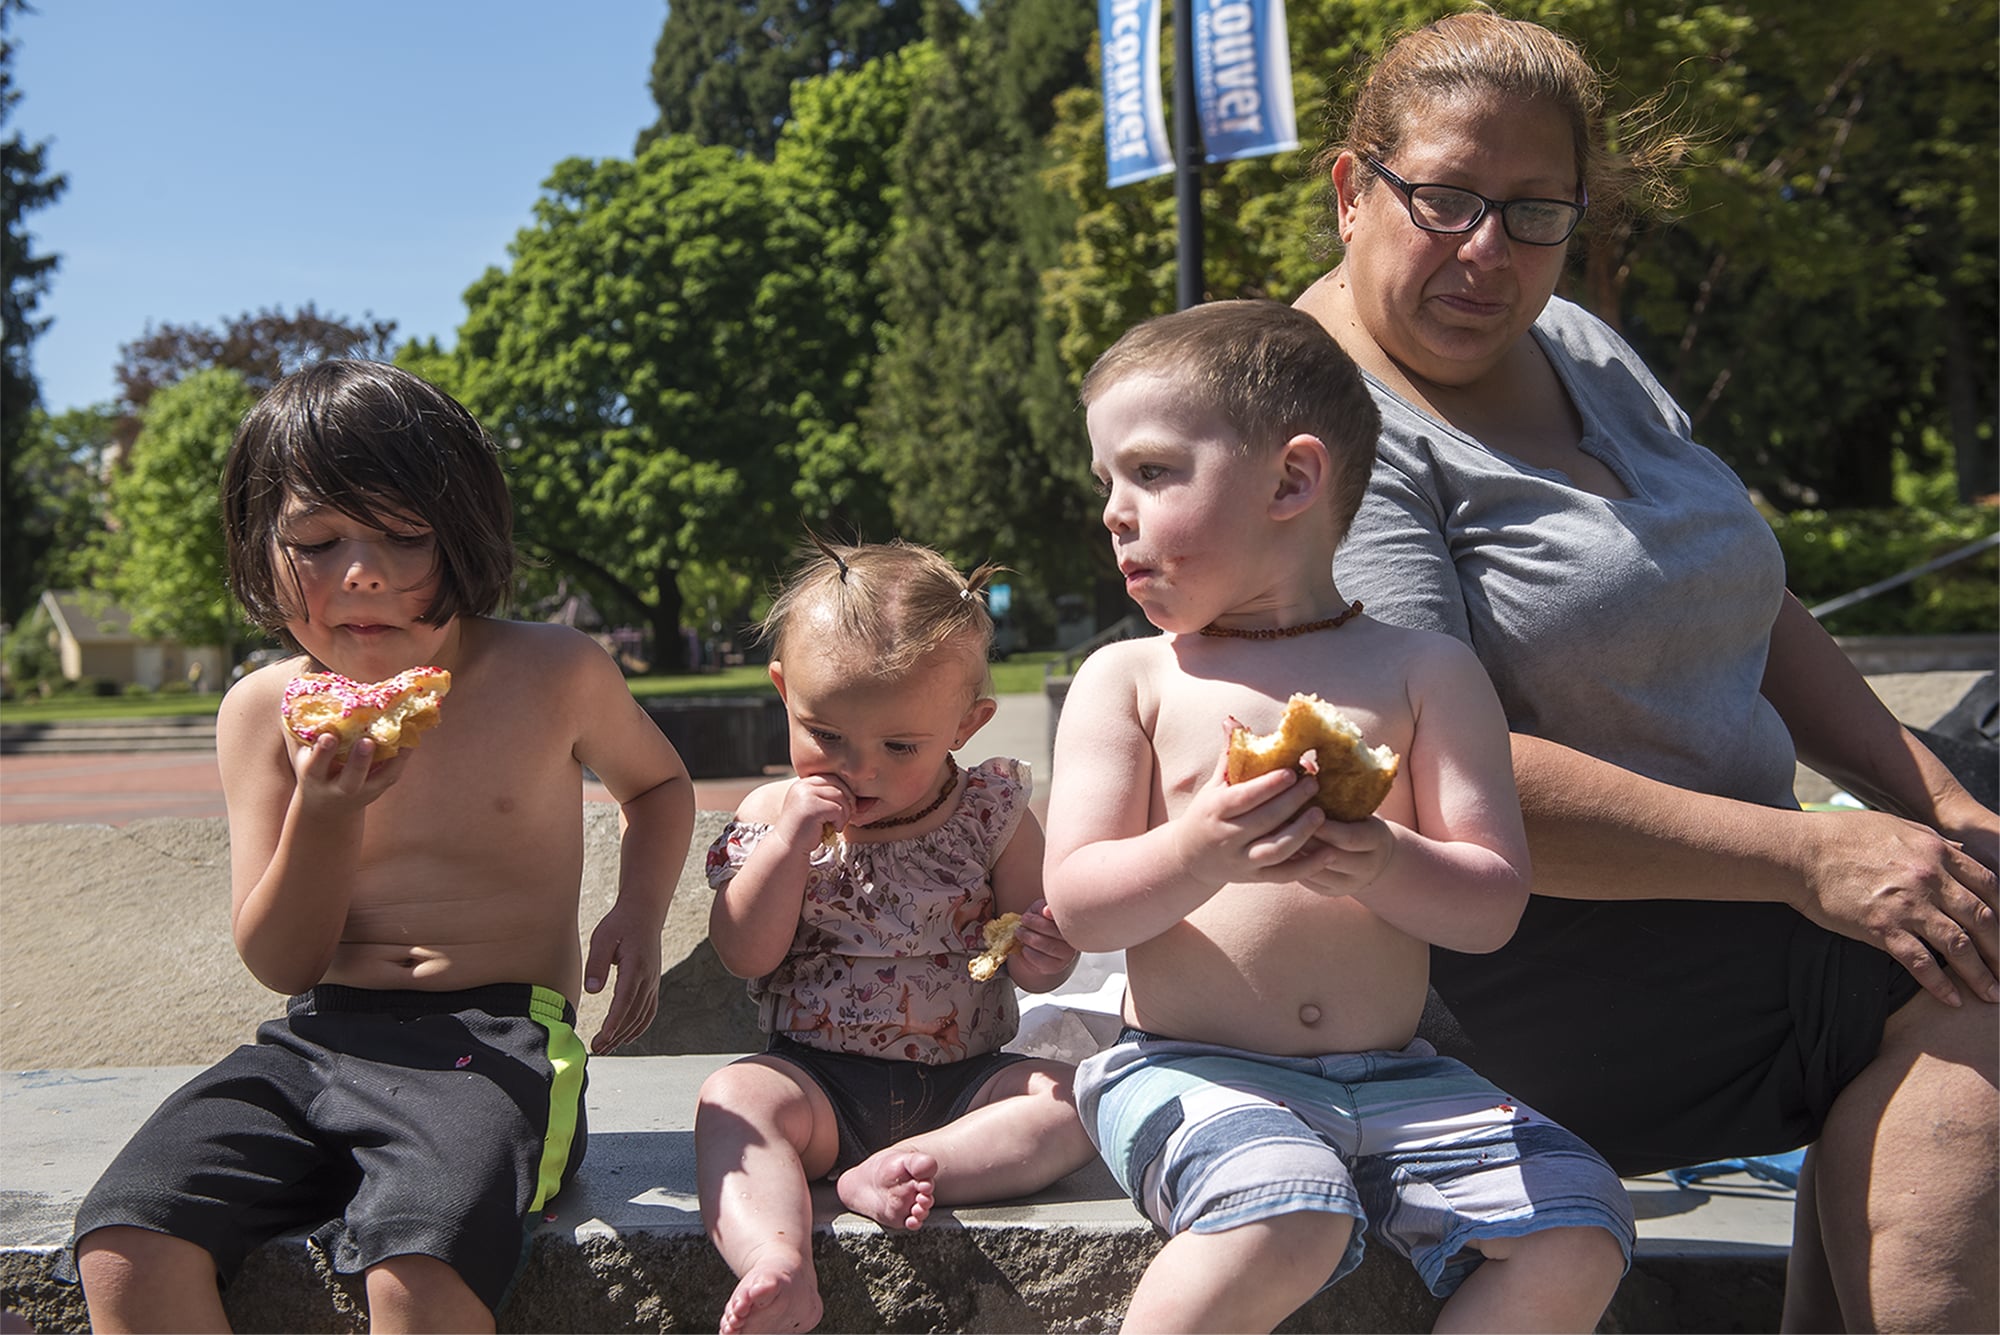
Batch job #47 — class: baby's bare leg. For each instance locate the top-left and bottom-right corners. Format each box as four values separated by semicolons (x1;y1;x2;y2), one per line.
77;1227;230;1333
836;1059;1096;1226
1808;992;1997;1332
1121;1212;1355;1334
364;1254;493;1334
697;1057;841;1335
1433;1226;1625;1333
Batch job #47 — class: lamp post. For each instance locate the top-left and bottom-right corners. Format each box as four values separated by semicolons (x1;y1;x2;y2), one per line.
1174;0;1202;311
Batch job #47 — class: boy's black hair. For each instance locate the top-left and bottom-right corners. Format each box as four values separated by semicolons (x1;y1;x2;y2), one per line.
1080;300;1383;546
221;360;515;644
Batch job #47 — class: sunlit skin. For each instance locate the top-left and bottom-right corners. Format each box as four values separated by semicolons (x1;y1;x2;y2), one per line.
1294;71;2000;1335
697;628;1095;1334
1089;376;1318;638
1318;91;1578;395
76;490;697;1334
771;641;993;835
1038;352;1629;1332
272;499;459;688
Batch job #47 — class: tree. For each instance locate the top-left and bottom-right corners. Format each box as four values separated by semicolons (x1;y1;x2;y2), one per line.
92;369;257;650
1592;0;1999;507
454;46;940;669
1;0;70;624
639;0;940;159
10;403;114;596
1043;0;1997;512
868;0;1104;633
455;138;843;667
111;304;397;454
766;44;930;539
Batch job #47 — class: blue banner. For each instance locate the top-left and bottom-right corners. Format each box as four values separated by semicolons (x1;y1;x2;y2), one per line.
1191;0;1297;165
1100;0;1173;187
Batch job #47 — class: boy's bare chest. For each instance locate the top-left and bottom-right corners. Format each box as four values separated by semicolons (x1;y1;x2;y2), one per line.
1143;656;1410;815
350;699;586;850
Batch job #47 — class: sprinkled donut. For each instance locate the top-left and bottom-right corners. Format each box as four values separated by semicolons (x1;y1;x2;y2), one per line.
281;667;452;763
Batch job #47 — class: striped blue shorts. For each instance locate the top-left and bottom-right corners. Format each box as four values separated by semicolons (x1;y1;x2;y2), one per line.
1076;1030;1635;1296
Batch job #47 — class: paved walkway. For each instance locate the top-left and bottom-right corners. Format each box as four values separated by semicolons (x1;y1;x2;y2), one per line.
0;694;1056;827
0;674;1979;825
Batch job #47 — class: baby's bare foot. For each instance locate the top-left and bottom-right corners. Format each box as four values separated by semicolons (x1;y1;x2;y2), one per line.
720;1262;822;1334
836;1149;938;1231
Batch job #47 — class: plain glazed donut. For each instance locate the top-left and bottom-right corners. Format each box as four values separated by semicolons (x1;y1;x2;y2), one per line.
1225;693;1399;821
280;667;452;763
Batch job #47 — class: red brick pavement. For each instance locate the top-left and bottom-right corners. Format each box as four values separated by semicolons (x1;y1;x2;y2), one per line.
0;750;774;827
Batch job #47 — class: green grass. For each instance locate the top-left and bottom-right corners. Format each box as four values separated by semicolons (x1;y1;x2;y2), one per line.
626;665;776;699
0;691;227;722
0;654;1066;723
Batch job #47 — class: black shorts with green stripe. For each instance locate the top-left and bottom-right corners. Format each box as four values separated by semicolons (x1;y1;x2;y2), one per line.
67;982;587;1312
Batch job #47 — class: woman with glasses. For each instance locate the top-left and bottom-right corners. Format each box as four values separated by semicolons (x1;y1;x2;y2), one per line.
1294;11;1996;1332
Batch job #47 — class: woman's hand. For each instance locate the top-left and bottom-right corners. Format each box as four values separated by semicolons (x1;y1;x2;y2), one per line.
1934;788;2000;874
1796;808;2000;1007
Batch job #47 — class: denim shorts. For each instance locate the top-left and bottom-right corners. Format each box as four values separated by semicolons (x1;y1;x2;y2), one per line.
766;1034;1034;1172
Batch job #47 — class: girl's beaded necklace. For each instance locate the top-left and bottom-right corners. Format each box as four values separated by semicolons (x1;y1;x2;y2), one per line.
860;754;960;829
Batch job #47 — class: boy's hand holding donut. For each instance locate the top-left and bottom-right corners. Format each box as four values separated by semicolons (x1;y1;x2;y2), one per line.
280;668;451;768
1171;743;1336;890
1198;697;1402;895
289;731;411;812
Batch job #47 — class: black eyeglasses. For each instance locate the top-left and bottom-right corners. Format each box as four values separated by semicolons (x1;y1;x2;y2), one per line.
1363;155;1586;246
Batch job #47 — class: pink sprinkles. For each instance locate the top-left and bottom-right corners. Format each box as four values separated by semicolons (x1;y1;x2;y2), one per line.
281;667;448;744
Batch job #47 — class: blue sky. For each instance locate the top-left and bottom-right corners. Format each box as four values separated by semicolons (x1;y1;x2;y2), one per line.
13;0;668;416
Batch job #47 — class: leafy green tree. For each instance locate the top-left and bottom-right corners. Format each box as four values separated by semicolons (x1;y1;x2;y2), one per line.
1;0;69;624
640;0;939;159
1;597;61;695
10;404;113;596
869;0;1103;632
454;139;837;667
1593;0;1999;508
455;47;938;668
1045;0;1996;513
767;44;929;538
92;368;257;650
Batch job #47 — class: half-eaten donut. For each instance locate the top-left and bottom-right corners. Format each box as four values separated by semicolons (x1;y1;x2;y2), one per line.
281;667;452;764
967;912;1024;981
1225;693;1399;821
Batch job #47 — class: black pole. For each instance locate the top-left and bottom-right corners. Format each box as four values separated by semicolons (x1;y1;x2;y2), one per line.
1173;0;1202;310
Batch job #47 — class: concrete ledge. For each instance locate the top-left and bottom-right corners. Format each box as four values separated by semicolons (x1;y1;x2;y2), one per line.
1831;633;1997;675
2;1059;1790;1333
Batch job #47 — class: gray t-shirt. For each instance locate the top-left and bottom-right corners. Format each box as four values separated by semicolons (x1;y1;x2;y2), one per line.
1340;295;1798;808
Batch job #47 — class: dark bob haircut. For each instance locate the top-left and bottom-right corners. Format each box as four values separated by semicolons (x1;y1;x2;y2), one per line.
221;360;515;642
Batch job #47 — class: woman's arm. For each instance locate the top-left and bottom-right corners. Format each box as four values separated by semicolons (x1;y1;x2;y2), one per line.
1763;591;1997;864
1513;732;1998;1006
